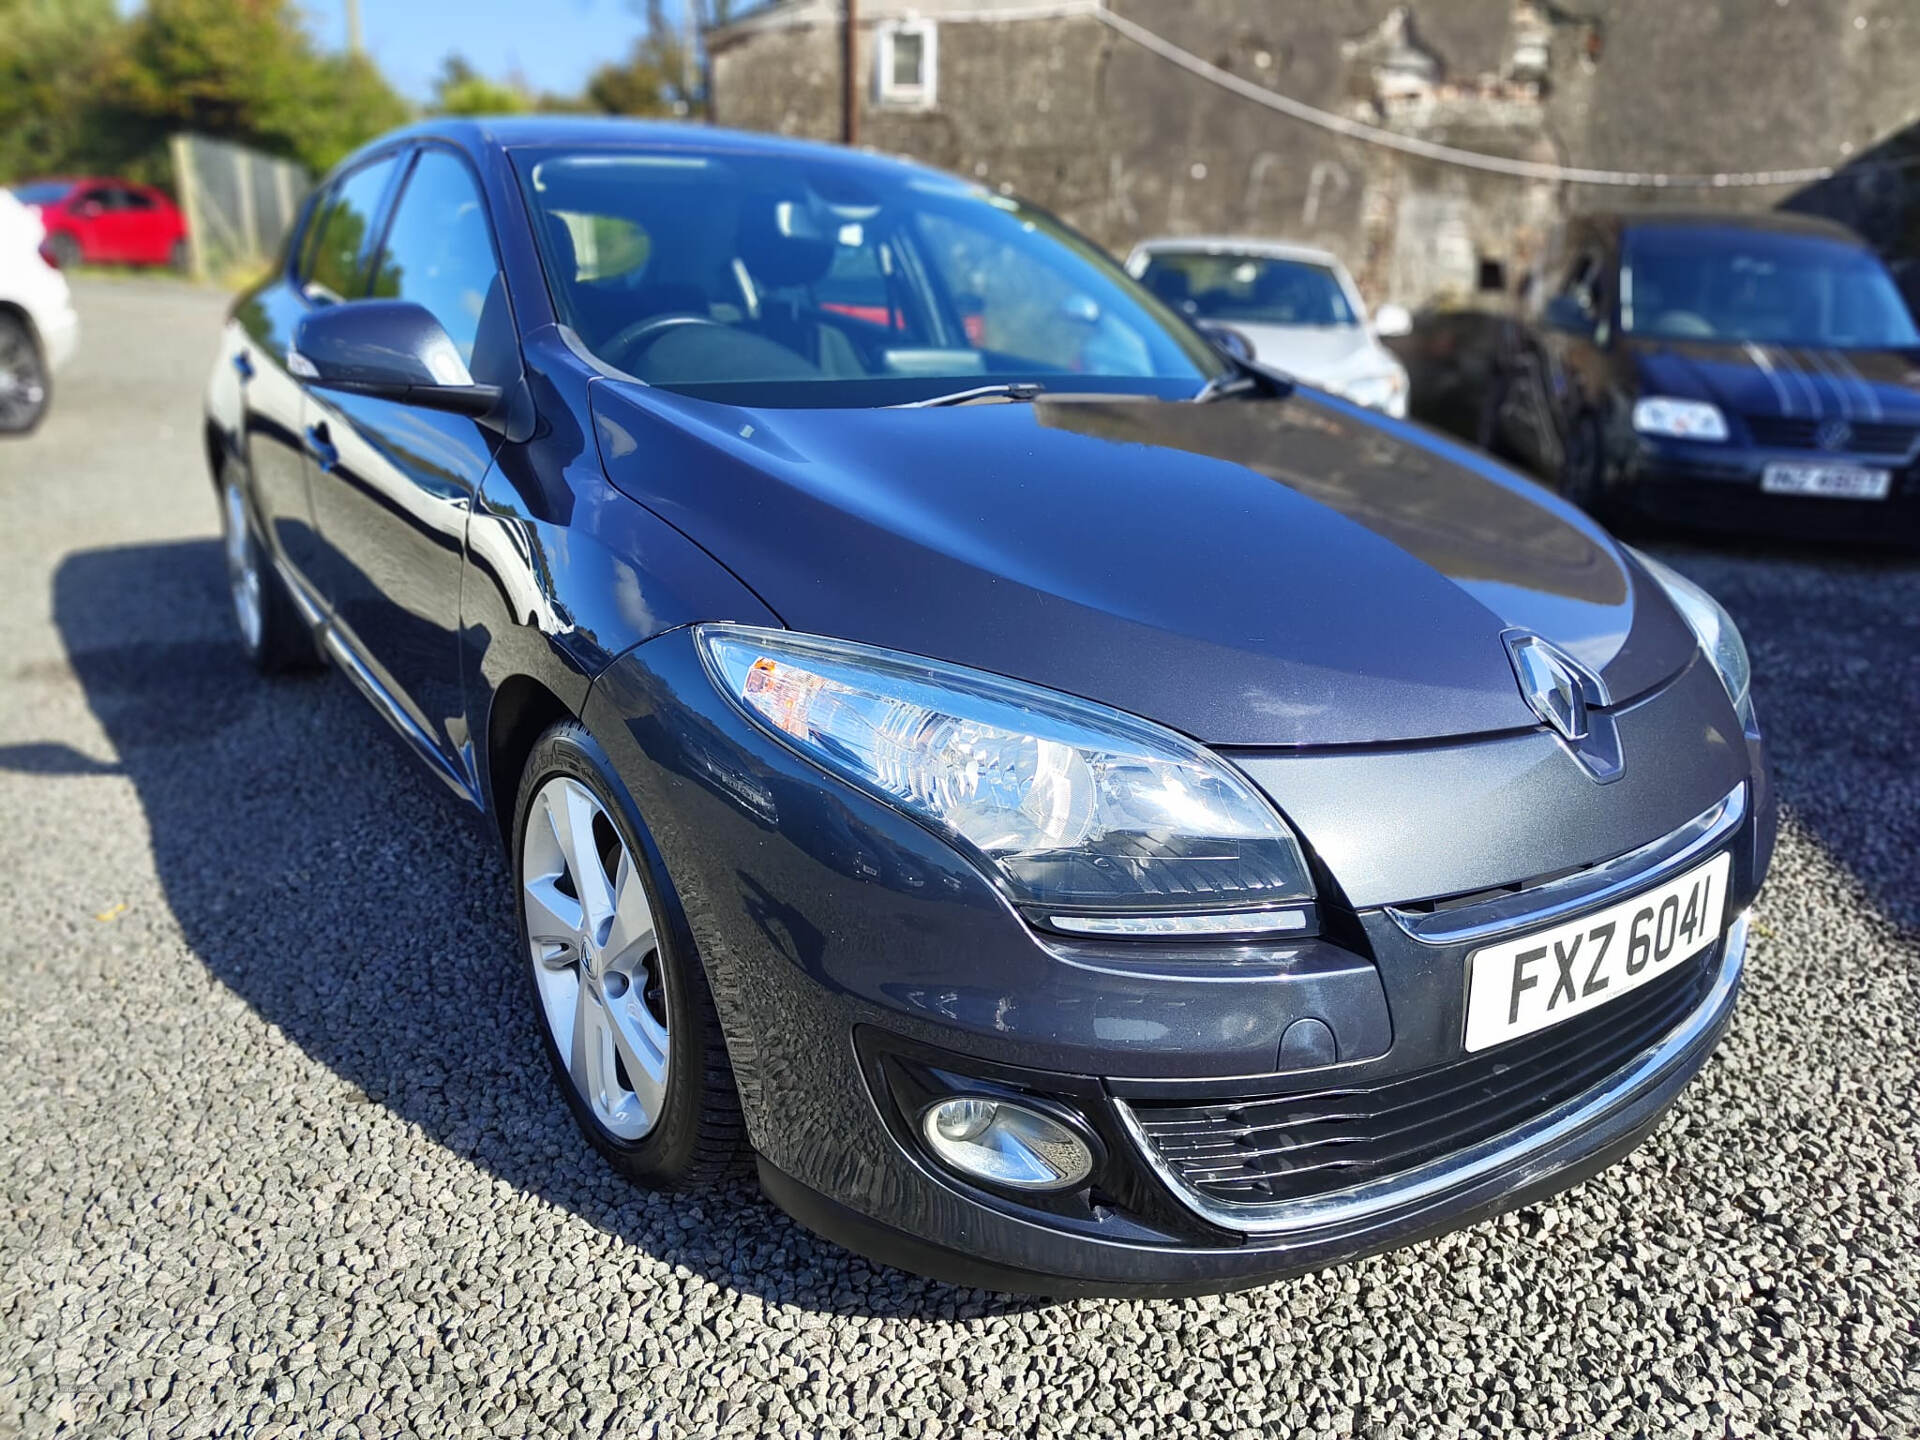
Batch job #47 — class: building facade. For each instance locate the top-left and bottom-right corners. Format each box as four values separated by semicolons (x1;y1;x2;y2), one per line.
708;0;1920;309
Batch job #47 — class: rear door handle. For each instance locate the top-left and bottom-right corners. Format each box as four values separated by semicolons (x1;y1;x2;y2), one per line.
304;422;338;472
231;351;254;382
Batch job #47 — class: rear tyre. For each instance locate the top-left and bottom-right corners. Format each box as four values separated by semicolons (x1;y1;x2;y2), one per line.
515;720;750;1190
0;312;49;435
218;457;321;672
45;232;81;271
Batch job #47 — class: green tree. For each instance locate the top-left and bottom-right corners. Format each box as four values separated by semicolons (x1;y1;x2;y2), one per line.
0;0;123;182
583;0;695;116
430;52;533;117
106;0;408;176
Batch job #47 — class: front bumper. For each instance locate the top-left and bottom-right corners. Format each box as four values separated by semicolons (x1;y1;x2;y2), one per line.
585;630;1773;1296
38;301;79;373
766;917;1746;1297
1613;435;1920;544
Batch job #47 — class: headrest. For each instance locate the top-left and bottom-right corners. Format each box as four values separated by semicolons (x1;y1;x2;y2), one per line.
738;199;836;290
543;214;578;285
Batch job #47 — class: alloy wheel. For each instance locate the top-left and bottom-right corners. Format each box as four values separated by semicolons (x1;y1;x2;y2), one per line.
522;775;671;1141
221;481;264;653
0;319;47;432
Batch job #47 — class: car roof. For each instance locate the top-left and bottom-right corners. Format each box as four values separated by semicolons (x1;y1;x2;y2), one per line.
1576;209;1868;247
340;116;944;186
1130;235;1345;268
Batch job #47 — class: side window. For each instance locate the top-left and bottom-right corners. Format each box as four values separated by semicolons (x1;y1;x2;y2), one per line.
295;186;335;282
367;149;502;363
77;186;114;212
305;156;399;303
122;189;156;211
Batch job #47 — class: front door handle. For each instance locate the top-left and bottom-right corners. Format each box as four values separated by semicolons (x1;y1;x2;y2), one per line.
304;421;338;472
231;351;254;382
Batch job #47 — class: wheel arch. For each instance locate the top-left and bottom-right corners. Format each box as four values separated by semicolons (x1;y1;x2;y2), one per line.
485;672;578;850
0;299;40;342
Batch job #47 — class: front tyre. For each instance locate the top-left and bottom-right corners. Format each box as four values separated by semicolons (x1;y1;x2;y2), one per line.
515;721;749;1189
0;311;49;435
219;459;320;671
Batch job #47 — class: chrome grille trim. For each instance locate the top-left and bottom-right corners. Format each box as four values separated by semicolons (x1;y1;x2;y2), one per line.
1384;783;1746;947
1116;913;1747;1236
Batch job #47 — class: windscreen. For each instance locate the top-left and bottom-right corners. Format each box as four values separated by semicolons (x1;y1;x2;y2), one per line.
1138;252;1358;329
1623;229;1920;349
515;147;1224;405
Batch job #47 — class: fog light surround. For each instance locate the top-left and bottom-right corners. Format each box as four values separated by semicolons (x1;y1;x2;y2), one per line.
919;1096;1096;1192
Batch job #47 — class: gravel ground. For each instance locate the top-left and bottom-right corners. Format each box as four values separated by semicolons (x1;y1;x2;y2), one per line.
0;280;1915;1440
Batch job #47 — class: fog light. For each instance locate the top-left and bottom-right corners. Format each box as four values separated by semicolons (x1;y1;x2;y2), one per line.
919;1097;1095;1192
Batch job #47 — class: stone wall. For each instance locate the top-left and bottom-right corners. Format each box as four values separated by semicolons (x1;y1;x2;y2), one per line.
708;0;1920;309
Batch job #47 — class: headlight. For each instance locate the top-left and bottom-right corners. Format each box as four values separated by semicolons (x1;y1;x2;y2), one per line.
1632;397;1728;442
1337;367;1409;416
1631;550;1756;733
697;626;1316;938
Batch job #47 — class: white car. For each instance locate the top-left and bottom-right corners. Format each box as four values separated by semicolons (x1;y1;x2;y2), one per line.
1127;237;1411;418
0;188;79;434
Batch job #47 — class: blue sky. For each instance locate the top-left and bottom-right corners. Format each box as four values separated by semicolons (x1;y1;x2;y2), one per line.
305;0;650;99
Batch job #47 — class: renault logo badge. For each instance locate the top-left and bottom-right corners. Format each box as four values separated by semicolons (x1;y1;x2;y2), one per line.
1503;630;1623;782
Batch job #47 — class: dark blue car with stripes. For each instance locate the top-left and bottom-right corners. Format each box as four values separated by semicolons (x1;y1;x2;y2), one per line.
1485;210;1920;545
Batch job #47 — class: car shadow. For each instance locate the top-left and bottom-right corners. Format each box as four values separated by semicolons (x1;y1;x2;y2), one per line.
44;540;1051;1320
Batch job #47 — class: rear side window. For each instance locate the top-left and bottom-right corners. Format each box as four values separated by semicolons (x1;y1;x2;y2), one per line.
303;156;399;302
367;149;502;363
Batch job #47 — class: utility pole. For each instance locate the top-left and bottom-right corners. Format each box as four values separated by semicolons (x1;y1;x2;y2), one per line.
344;0;364;56
841;0;858;146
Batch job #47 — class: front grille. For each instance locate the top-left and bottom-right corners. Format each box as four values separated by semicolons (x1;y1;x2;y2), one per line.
1129;950;1717;1207
1744;415;1918;456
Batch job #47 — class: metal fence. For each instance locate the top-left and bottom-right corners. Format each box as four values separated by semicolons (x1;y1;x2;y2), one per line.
168;134;311;283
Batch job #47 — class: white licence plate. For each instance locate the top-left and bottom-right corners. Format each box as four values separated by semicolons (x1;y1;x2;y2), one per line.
1760;462;1891;500
1463;851;1731;1053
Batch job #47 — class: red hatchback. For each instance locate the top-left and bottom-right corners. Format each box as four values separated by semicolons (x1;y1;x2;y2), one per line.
11;178;190;271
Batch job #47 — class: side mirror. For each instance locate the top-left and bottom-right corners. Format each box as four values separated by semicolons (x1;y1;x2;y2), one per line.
1372;303;1413;338
1195;319;1256;364
291;300;501;419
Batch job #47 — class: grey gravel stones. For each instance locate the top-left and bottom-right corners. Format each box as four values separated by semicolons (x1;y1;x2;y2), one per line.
1;281;1914;1439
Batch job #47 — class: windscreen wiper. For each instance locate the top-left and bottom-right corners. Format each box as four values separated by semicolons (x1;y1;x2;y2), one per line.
898;382;1046;408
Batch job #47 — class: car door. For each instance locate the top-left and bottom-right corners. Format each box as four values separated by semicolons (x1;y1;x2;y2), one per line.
1503;231;1606;476
238;155;402;599
302;145;511;790
70;184;120;262
118;186;166;264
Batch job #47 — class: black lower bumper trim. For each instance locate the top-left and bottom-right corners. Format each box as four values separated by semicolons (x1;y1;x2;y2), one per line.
756;1090;1679;1300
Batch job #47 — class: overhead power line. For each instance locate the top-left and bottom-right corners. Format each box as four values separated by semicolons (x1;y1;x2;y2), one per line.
1089;3;1843;189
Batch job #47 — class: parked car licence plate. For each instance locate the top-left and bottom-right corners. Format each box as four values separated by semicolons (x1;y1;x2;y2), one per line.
1761;462;1891;500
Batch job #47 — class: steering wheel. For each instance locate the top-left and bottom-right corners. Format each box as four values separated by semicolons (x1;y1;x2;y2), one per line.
599;313;730;372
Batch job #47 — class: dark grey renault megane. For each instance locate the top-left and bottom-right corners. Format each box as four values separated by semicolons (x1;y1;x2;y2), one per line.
203;118;1774;1296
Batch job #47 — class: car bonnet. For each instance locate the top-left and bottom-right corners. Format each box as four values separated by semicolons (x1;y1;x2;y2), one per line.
589;382;1699;747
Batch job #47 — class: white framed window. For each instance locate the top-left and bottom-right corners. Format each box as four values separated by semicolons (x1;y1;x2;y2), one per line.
875;19;938;110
